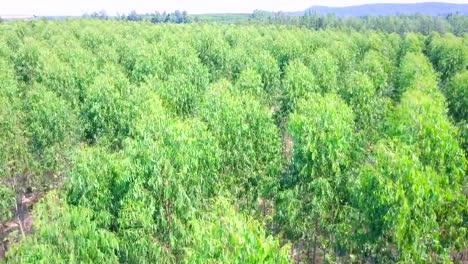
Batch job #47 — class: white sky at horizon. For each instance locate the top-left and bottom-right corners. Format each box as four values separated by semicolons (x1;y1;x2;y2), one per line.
1;0;467;17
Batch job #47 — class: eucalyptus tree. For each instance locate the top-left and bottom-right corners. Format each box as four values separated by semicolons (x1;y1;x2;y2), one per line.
198;80;283;206
276;92;356;260
281;59;318;114
305;48;338;93
427;33;467;81
184;198;290;264
444;70;468;122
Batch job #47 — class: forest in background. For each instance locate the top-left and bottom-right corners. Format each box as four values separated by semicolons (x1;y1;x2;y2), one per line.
0;16;466;263
6;9;466;36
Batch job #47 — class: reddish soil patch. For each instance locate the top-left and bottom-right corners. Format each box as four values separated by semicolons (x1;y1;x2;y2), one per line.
0;193;42;259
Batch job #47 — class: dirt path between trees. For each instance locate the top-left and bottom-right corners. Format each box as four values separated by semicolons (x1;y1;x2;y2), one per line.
0;193;42;259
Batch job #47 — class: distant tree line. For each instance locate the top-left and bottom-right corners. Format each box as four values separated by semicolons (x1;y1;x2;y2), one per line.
81;9;465;34
149;10;189;23
83;10;190;24
83;10;110;20
251;10;467;35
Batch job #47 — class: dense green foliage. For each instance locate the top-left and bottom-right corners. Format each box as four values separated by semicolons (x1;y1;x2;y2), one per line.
6;192;120;263
198;81;282;203
354;52;467;261
184;198;290;263
426;33;467;81
0;18;466;263
445;70;468;122
276;92;356;260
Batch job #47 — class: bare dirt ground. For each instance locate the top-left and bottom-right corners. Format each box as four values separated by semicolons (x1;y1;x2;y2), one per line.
0;193;42;259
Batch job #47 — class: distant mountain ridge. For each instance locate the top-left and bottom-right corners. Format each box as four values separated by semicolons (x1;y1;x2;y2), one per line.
292;2;468;16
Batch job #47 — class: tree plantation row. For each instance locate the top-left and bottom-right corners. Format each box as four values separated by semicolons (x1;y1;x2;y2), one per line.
0;19;467;263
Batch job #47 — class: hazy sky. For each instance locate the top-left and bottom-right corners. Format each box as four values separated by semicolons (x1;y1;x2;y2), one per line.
1;0;467;16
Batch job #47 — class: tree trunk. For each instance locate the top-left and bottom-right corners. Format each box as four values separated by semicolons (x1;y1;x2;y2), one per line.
312;220;318;264
15;193;25;237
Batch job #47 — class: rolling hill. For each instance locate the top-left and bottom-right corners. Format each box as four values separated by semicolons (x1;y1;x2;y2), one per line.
292;2;468;16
